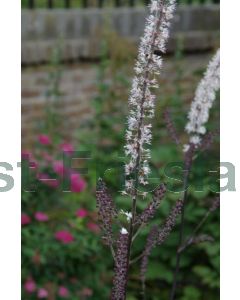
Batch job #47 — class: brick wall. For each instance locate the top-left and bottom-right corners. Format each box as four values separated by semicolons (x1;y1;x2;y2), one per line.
22;53;215;149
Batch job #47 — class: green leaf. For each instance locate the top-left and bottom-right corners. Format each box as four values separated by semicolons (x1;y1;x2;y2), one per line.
146;262;173;283
181;286;201;300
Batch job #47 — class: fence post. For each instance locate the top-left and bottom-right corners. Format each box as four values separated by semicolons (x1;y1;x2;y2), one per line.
98;0;104;8
28;0;35;9
129;0;135;7
82;0;88;8
65;0;70;8
48;0;53;9
115;0;121;7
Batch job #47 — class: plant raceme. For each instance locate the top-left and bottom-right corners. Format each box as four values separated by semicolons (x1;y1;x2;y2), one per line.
95;1;220;299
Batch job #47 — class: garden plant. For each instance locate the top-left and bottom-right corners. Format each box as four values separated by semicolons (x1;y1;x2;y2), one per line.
95;0;220;299
22;0;220;299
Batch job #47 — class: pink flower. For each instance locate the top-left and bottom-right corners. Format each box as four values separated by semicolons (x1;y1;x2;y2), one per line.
58;286;70;298
60;142;74;154
24;278;36;294
81;287;93;297
21;150;33;160
70;173;86;193
29;160;38;169
45;179;59;188
55;231;74;244
53;160;65;176
21;213;31;226
76;208;88;218
21;152;38;169
87;222;100;234
37;288;48;298
38;173;49;180
38;134;51;145
35;212;49;222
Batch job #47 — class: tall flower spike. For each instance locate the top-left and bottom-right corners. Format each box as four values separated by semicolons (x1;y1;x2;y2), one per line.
111;230;129;300
140;200;183;287
124;0;177;191
156;200;183;245
135;183;166;225
96;178;117;246
140;225;159;288
185;49;220;147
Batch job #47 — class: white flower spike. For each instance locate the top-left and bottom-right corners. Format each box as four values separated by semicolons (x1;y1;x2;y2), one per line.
185;49;220;147
124;0;177;190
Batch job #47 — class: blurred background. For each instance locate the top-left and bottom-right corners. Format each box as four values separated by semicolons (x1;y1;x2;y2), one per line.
22;1;220;299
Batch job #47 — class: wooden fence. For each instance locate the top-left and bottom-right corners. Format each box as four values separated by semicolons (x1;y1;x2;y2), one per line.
22;0;220;9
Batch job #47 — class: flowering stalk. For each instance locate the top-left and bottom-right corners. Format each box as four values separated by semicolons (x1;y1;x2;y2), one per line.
170;51;220;300
124;0;176;190
99;1;178;298
184;50;220;148
111;229;129;300
122;1;177;297
95;1;222;299
135;183;166;225
140;225;159;297
96;178;117;247
140;200;183;293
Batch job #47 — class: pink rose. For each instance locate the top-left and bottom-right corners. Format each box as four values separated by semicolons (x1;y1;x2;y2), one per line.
24;278;36;294
38;134;51;145
58;286;70;298
60;143;74;154
53;161;65;176
55;231;74;244
87;222;100;234
70;173;86;193
37;288;48;298
21;213;31;226
35;212;49;222
76;208;88;218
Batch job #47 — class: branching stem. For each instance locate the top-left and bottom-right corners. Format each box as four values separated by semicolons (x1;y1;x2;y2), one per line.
169;166;190;300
